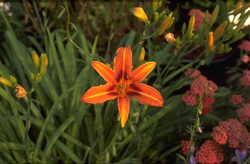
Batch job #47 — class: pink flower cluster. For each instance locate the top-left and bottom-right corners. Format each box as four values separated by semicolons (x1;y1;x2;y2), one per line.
242;55;250;64
240;70;250;86
237;103;250;124
181;140;195;156
238;40;250;52
182;73;218;114
188;9;211;31
211;119;250;151
185;69;200;78
195;140;224;164
229;95;243;104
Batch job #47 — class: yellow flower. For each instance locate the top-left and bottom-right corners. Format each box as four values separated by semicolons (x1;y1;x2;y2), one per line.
131;7;148;23
15;86;27;98
0;77;13;87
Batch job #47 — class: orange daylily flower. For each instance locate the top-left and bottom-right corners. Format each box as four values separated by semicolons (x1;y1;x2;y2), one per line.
81;46;164;128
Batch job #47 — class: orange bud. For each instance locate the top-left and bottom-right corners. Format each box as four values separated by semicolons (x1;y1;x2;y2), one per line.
213;21;227;40
15;86;27;98
207;32;214;52
131;7;149;23
0;77;13;87
156;12;173;35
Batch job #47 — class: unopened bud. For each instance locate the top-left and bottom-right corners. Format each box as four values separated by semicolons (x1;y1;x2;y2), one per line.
213;21;227;40
175;37;181;47
39;54;48;76
136;47;145;67
207;32;214;52
152;12;159;24
159;11;166;20
0;77;13;87
35;73;42;83
10;75;17;84
229;31;245;44
152;0;158;12
224;44;232;53
30;73;35;81
232;15;248;36
32;51;40;70
208;5;219;27
217;43;225;54
235;0;244;10
15;86;27;98
187;14;195;39
156;12;173;35
233;2;250;15
131;7;149;23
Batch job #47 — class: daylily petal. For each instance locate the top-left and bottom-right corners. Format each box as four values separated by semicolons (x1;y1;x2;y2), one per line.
127;83;164;106
130;62;156;82
81;84;118;104
92;61;116;83
117;96;130;128
114;46;132;81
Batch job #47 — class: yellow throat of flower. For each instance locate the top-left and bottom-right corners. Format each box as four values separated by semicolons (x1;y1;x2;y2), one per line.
116;79;130;97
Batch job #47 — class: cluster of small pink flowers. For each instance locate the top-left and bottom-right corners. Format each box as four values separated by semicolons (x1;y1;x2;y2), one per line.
195;140;224;164
181;140;192;156
201;95;214;114
230;95;244;104
211;119;250;150
185;69;201;78
240;70;250;86
182;74;218;114
242;55;250;64
237;103;250;124
238;40;250;52
188;9;211;31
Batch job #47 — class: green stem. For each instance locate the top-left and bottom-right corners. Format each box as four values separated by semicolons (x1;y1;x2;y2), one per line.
133;134;142;163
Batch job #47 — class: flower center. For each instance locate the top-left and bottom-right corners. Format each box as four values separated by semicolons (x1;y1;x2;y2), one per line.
116;79;130;97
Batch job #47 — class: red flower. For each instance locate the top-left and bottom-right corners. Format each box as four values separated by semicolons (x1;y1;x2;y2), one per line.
237;103;250;124
81;46;164;127
238;40;250;52
240;70;250;86
230;95;244;104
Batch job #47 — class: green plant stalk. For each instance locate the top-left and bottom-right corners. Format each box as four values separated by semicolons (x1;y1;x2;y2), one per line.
105;0;126;59
133;133;142;163
62;0;98;61
24;81;37;160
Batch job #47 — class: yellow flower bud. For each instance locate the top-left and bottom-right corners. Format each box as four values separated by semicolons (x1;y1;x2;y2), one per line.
136;47;145;67
208;5;219;27
131;7;149;23
187;14;195;39
233;2;250;15
232;15;248;36
35;73;42;83
235;0;244;10
0;77;13;87
164;33;175;43
152;0;158;12
32;51;40;70
30;73;35;81
39;53;48;76
213;21;227;40
207;32;214;52
10;75;17;84
15;86;27;98
152;12;159;24
156;12;173;35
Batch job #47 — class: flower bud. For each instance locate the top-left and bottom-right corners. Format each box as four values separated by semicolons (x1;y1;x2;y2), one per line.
39;53;48;76
232;15;248;36
35;73;42;83
217;43;224;54
136;47;145;67
207;32;214;52
213;21;227;40
235;0;244;10
152;12;159;24
152;0;158;12
30;73;35;81
10;75;17;84
15;86;27;98
224;44;232;53
175;37;181;47
187;14;195;39
156;12;173;35
208;5;219;27
131;7;149;23
233;2;250;15
32;51;40;71
229;31;245;44
0;77;13;87
159;11;166;19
